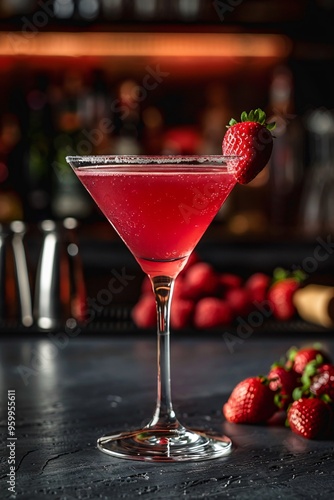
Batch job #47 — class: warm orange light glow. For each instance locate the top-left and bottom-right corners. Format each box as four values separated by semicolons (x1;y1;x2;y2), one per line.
0;32;291;58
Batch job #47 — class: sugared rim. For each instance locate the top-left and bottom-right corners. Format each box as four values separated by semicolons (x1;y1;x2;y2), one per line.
66;154;240;169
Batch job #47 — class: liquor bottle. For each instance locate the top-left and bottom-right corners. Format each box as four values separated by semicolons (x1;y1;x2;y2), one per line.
267;65;305;233
51;70;93;219
0;114;24;223
24;72;53;221
111;79;142;155
298;108;334;237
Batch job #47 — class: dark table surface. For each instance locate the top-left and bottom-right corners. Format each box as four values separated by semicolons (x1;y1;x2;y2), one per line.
1;331;334;500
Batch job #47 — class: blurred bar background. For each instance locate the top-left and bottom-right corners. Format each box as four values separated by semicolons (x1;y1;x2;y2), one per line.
1;0;334;331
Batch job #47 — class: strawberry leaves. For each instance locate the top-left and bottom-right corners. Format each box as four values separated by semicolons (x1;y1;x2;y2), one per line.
227;108;276;130
271;267;306;285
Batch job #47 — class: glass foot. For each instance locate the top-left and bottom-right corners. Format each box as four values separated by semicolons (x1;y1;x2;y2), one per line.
97;426;232;462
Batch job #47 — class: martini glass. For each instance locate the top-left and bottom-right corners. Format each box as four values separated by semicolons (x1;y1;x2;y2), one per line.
66;155;239;462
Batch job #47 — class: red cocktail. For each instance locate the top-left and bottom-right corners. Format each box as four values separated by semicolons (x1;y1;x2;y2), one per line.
66;155;239;462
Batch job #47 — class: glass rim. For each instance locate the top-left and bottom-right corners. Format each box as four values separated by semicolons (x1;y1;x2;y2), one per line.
66;154;239;170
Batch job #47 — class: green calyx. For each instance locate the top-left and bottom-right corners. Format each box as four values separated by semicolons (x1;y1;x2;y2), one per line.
287;346;299;362
227;108;276;131
272;267;307;285
291;354;325;401
292;386;308;401
258;375;271;387
301;355;324;384
274;392;288;409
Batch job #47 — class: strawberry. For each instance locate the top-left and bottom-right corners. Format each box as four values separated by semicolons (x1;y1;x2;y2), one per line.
223;376;277;424
132;294;156;329
267;268;305;321
225;287;251;317
171;299;194;330
310;364;334;401
183;262;219;300
245;272;271;303
219;273;243;292
293;359;334;403
268;364;300;410
268;278;299;321
180;251;200;276
222;108;275;184
140;275;152;294
287;398;332;439
193;297;233;329
173;276;185;299
286;345;331;374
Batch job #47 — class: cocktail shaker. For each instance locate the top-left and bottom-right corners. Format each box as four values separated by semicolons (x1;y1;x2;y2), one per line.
34;218;86;330
10;221;33;327
0;223;7;322
0;221;33;328
34;220;61;329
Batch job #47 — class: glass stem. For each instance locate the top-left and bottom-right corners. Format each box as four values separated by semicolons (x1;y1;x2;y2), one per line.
148;275;179;430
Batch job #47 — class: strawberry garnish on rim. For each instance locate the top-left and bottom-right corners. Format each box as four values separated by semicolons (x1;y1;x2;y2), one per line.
222;108;275;184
